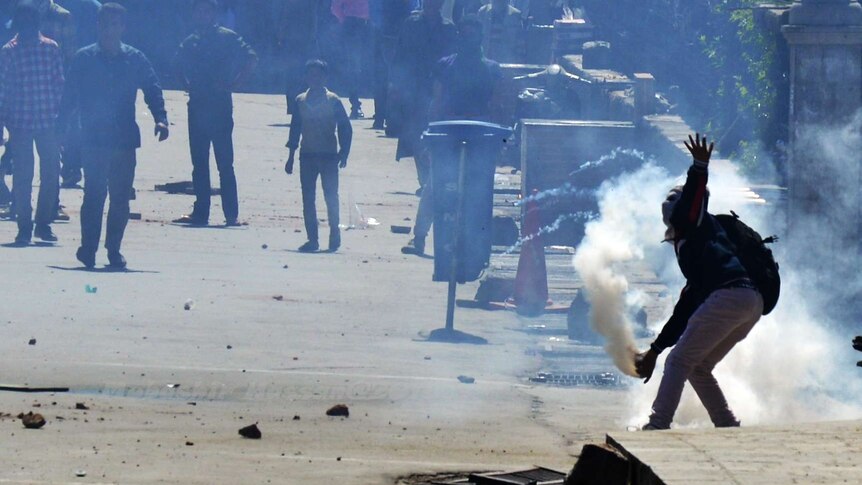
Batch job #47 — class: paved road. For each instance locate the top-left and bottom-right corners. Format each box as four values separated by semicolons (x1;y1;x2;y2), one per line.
0;92;627;484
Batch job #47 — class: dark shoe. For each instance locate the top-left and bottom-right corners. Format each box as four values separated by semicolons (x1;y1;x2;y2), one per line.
415;187;423;196
107;250;127;269
34;224;58;242
61;170;82;188
225;218;241;227
173;214;207;226
14;227;31;245
76;247;96;268
55;206;70;222
350;108;365;120
329;230;341;252
372;118;385;130
298;240;319;253
401;237;425;255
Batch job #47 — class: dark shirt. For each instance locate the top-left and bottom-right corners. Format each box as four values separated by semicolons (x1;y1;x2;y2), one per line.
433;53;501;120
60;43;168;149
391;11;457;97
175;25;257;106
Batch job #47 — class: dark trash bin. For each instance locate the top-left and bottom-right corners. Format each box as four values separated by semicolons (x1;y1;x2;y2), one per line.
421;120;513;284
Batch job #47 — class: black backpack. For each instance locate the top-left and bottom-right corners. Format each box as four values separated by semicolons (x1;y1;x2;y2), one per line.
715;212;781;315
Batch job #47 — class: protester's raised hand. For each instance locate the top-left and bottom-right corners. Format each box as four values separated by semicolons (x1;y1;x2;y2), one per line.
635;349;658;383
154;122;169;142
684;133;713;164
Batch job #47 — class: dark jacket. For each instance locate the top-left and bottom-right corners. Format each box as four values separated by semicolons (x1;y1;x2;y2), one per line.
651;160;749;353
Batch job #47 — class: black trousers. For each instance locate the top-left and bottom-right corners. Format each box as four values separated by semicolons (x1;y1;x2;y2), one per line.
300;156;339;243
188;100;238;223
80;147;136;252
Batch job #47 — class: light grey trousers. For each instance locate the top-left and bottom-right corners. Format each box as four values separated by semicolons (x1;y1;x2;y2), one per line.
649;287;763;429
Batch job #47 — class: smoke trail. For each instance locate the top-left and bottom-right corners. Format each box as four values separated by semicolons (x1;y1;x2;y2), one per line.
503;211;595;255
573;164;674;377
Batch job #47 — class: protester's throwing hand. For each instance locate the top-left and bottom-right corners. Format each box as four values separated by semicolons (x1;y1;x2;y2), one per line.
684;132;713;165
155;122;169;142
635;349;658;383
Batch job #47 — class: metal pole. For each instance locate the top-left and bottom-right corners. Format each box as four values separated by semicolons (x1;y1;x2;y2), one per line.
445;140;469;332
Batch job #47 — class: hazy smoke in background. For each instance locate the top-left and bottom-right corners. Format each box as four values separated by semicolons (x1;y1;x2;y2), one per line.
573;163;674;378
572;135;862;427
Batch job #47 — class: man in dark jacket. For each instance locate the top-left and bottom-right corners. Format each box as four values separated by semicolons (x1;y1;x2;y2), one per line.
173;0;258;227
60;2;169;268
635;133;763;430
389;0;456;194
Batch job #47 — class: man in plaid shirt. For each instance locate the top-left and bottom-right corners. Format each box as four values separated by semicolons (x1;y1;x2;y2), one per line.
0;3;65;244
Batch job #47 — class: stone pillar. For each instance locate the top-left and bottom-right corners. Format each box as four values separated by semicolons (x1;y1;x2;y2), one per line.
782;1;862;312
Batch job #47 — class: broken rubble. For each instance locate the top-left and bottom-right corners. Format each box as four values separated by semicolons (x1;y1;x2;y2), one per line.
326;404;349;417
19;412;46;429
238;423;262;439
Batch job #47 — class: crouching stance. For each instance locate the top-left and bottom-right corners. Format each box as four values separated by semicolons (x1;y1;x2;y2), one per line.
636;133;763;430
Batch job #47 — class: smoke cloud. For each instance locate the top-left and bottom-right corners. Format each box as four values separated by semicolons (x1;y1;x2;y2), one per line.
573;163;674;378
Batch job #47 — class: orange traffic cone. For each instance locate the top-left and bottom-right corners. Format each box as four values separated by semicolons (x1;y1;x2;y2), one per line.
511;193;549;316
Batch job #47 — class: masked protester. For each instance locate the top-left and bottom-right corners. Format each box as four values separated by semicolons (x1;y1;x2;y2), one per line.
635;133;763;430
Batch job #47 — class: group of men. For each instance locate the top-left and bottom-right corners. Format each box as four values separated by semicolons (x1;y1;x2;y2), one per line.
0;0;256;268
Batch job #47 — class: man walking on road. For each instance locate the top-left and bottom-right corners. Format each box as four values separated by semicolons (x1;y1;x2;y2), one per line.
173;0;257;227
60;2;169;268
285;60;353;253
0;3;65;245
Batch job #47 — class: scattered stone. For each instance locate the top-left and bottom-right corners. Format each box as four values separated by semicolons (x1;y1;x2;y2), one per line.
326;404;349;417
184;299;194;311
226;345;233;349
238;423;262;439
187;402;197;406
457;375;475;384
75;470;87;478
272;295;284;301
424;356;431;360
292;415;300;421
185;441;194;446
261;244;268;250
75;403;89;410
336;456;342;461
19;412;46;429
283;265;289;269
167;384;180;389
28;338;36;346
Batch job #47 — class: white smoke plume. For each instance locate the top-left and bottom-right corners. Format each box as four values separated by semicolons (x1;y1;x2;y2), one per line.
573;163;674;377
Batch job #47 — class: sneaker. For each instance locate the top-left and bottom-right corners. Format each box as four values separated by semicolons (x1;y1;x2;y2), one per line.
401;237;425;255
329;230;341;252
34;224;58;242
225;218;242;227
372;118;385;130
107;250;127;269
76;247;96;268
350;108;365;120
55;206;70;222
61;170;82;188
298;240;319;253
173;214;207;226
641;423;665;431
14;227;31;245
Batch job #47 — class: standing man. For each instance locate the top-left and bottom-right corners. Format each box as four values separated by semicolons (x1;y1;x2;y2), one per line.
390;0;457;195
332;0;369;119
369;0;411;131
402;16;502;255
477;0;523;63
172;0;258;227
55;0;100;188
59;2;169;268
285;60;352;253
0;2;64;244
